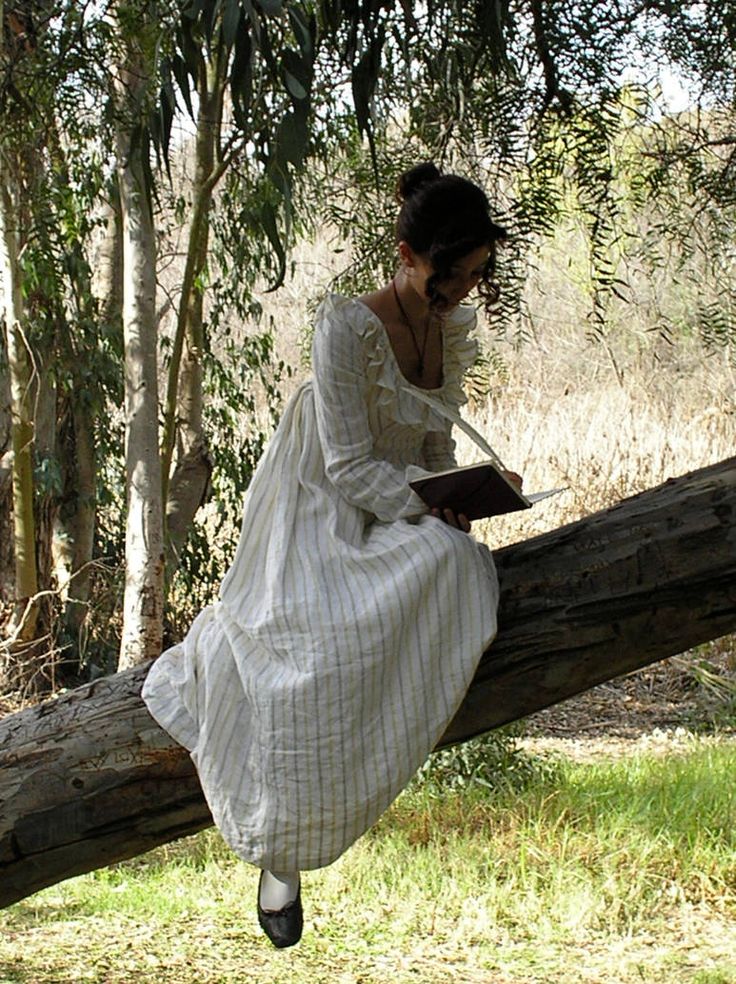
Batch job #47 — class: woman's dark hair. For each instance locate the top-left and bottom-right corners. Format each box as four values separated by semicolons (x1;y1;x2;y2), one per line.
395;162;507;311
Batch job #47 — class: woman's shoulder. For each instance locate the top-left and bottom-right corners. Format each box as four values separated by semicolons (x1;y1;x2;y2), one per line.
316;292;377;325
316;292;475;336
314;293;386;351
443;302;477;335
439;305;479;398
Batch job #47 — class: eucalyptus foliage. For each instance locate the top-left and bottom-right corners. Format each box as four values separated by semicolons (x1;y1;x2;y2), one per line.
2;0;735;678
304;1;736;353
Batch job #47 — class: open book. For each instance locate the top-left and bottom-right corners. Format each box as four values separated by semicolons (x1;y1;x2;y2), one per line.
401;384;566;521
410;461;564;520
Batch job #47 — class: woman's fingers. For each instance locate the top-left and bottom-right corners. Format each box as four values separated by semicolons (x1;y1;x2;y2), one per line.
430;507;471;533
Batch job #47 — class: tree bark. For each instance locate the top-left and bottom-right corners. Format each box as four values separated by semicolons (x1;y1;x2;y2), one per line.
55;191;123;644
1;456;734;909
41;127;107;649
93;194;124;332
51;388;98;645
0;172;39;649
0;286;15;603
162;54;227;573
114;24;165;670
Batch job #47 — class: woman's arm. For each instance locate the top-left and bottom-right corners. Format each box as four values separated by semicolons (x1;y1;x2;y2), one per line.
312;307;428;522
422;426;457;472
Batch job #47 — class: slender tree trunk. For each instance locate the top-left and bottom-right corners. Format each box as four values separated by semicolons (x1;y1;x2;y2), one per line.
1;10;63;689
115;33;164;669
164;204;212;574
162;57;229;572
51;392;97;644
94;195;124;330
1;456;734;908
32;359;56;596
0;173;38;649
0;316;14;603
36;127;107;650
57;192;124;643
65;398;97;635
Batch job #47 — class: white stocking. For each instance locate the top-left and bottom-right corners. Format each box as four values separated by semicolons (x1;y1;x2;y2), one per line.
259;869;300;911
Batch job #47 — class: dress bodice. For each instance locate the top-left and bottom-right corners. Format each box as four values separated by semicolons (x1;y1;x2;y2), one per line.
317;295;478;467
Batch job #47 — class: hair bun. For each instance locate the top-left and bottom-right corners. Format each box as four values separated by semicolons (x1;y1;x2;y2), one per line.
396;162;441;203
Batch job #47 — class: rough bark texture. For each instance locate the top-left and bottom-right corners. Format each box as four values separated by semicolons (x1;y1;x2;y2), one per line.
441;455;736;744
1;457;734;909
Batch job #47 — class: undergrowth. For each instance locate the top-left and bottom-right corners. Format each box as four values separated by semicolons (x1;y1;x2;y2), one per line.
1;737;734;984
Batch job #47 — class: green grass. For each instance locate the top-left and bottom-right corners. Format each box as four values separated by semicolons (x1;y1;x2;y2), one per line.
1;737;734;984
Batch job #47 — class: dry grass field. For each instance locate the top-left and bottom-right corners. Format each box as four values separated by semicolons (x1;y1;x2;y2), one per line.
260;229;735;553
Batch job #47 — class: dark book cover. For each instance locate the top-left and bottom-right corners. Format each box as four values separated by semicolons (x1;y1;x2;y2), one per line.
410;462;563;521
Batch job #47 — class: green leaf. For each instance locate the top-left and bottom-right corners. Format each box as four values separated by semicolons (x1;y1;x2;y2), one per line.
170;52;195;118
179;20;203;80
231;26;253;126
275;110;308;165
257;0;283;14
222;0;242;48
350;30;385;140
284;69;308;101
158;80;176;173
283;47;312;99
258;201;286;286
288;5;313;59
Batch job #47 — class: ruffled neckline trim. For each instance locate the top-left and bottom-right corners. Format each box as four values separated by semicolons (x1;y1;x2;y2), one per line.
319;293;478;431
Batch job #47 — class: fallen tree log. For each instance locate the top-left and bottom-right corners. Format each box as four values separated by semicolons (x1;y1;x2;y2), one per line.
1;456;735;909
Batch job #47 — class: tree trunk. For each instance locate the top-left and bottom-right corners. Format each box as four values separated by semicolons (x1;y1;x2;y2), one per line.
115;29;165;670
93;194;124;332
0;173;39;650
41;129;109;651
51;390;98;647
56;192;123;646
65;396;97;636
1;456;734;909
162;55;227;573
32;358;57;597
0;309;15;603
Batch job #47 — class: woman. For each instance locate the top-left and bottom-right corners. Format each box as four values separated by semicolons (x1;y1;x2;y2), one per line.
142;162;514;948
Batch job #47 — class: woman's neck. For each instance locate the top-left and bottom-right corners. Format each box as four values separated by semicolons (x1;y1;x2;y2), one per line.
392;268;431;323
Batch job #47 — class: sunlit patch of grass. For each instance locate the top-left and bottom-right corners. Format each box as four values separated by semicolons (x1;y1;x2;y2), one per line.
693;970;736;984
1;732;734;983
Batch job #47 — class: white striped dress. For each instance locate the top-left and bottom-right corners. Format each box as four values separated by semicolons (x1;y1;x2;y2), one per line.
142;294;499;870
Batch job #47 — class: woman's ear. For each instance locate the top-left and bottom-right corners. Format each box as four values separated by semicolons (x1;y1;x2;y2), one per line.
398;240;416;270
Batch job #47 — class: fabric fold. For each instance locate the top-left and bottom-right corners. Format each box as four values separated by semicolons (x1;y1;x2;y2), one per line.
142;291;499;871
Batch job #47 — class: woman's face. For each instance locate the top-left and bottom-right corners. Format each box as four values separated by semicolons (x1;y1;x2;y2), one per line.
405;243;491;312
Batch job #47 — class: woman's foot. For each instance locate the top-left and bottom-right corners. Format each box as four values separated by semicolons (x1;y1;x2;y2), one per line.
257;870;303;948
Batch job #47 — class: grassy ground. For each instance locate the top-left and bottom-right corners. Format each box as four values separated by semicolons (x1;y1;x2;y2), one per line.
3;227;734;981
1;736;734;984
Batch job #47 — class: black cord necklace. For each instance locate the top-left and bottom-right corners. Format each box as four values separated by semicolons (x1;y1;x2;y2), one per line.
392;279;431;377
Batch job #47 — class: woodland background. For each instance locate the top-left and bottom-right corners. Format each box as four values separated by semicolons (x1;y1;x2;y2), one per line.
1;0;735;700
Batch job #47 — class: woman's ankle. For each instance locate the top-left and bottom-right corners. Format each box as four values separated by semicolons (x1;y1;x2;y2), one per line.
258;869;300;911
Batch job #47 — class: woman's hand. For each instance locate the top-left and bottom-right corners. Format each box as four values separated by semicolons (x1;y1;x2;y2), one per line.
430;507;471;533
504;470;523;490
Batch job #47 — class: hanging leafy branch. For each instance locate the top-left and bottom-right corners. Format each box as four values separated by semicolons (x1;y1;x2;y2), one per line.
3;0;736;680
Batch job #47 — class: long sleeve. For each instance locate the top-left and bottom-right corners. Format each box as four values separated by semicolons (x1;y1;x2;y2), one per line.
312;307;428;522
422;425;457;472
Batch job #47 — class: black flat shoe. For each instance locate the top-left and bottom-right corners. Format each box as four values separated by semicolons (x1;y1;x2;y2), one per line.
257;872;303;949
